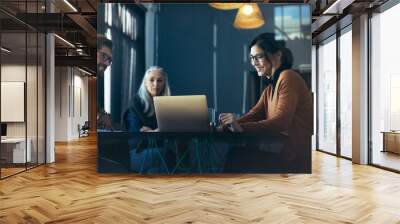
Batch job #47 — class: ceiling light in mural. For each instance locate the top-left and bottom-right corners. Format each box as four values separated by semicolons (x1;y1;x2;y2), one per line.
234;3;265;29
209;3;244;10
210;3;265;29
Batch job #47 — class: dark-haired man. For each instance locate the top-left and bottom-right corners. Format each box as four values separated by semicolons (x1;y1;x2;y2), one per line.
97;35;113;74
97;35;113;130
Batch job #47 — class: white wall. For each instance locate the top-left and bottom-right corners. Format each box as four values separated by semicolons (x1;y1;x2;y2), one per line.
54;67;89;141
72;72;89;138
55;67;69;141
1;65;42;136
1;65;27;139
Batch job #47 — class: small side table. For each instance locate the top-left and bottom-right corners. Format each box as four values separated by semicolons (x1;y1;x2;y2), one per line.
1;138;32;164
381;131;400;154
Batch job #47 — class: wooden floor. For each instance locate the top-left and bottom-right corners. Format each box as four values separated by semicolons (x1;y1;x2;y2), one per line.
1;163;44;178
1;136;400;223
1;167;26;178
372;150;400;171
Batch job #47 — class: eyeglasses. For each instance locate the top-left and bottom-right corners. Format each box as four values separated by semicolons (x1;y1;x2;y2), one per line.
249;53;265;62
99;51;112;64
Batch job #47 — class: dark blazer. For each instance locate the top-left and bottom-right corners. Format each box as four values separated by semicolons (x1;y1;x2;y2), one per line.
124;95;157;132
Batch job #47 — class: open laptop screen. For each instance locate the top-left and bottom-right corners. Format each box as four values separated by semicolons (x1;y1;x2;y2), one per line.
154;95;210;132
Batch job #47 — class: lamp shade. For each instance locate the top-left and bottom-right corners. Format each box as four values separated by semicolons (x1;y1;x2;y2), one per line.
209;3;244;10
234;3;265;29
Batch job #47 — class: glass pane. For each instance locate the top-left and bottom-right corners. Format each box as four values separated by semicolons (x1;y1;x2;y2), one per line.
301;5;311;26
371;4;400;171
1;31;27;177
339;28;352;158
27;32;38;169
282;6;301;39
317;36;337;154
38;33;45;165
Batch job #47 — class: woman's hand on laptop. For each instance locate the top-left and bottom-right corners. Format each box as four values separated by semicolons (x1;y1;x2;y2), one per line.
218;113;243;132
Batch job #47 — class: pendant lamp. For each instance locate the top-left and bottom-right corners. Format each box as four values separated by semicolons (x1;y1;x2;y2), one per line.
233;3;265;29
209;3;244;10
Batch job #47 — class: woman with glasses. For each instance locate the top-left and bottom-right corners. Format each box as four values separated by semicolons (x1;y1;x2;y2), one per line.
219;33;313;173
123;66;173;173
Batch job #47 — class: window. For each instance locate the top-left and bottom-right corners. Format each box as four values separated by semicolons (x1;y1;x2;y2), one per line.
317;35;337;154
98;3;145;129
370;2;400;171
274;5;311;40
339;27;352;158
312;45;317;150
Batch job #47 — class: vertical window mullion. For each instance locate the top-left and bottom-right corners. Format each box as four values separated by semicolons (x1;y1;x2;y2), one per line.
337;29;341;157
316;44;319;151
25;0;28;171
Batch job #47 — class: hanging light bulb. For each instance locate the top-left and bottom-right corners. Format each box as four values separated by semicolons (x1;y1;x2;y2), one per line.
209;3;244;10
242;4;254;15
234;3;265;29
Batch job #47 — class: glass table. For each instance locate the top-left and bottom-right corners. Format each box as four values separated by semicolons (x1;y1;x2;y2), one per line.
97;131;289;174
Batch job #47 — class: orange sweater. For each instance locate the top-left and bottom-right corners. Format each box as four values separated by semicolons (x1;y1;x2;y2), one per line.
237;69;313;163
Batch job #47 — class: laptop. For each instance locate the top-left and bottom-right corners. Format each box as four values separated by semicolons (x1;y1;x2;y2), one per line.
154;95;210;132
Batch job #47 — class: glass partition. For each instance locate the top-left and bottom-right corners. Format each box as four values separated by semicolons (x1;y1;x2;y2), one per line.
38;32;45;165
0;1;46;179
1;31;27;177
27;32;38;169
